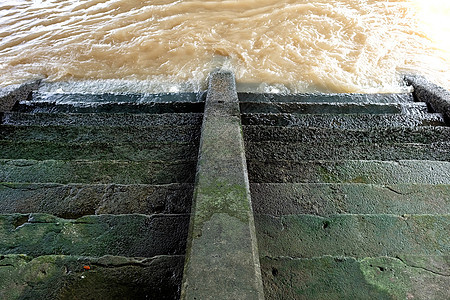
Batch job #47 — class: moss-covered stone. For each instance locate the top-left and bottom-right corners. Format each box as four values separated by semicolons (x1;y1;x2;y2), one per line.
0;159;196;184
251;183;450;216
0;183;193;218
0;140;198;161
256;214;449;258
260;255;449;300
0;254;184;300
0;125;200;143
248;160;450;184
246;140;450;161
0;213;189;257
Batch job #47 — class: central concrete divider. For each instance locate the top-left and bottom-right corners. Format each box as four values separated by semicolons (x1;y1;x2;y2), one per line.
181;71;264;299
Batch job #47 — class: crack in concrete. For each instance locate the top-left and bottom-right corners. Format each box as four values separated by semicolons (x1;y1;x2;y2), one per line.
394;256;450;277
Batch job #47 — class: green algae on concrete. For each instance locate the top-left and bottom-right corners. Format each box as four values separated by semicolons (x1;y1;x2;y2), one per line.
250;183;450;216
0;140;198;161
0;159;196;184
260;255;449;300
246;141;450;161
181;71;264;299
256;214;450;258
248;160;450;184
0;213;189;257
0;254;184;300
0;183;193;218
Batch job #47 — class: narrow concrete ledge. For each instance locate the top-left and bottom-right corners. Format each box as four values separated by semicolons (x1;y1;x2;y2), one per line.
181;71;264;299
404;75;450;124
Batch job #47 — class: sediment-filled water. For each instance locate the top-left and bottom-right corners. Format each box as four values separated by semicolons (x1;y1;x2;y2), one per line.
0;0;449;93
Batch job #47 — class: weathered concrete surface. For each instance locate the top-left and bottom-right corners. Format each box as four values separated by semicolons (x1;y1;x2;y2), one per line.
246;141;450;161
0;125;200;143
248;160;450;184
0;254;184;300
14;101;204;114
181;71;264;299
240;102;427;114
0;213;189;257
0;160;197;184
0;140;199;161
261;255;449;300
405;74;450;123
244;126;450;144
251;183;450;216
2;112;203;127
0;183;193;218
256;214;449;258
241;112;446;129
238;92;414;103
0;80;41;112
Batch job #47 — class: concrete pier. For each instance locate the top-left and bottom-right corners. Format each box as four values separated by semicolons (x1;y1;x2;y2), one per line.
181;71;264;300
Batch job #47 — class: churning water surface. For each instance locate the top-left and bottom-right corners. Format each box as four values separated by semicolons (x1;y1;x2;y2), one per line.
0;0;449;93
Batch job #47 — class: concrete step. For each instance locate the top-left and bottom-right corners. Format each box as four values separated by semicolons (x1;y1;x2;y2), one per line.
246;141;450;161
32;91;206;103
13;101;204;114
238;92;414;104
256;214;449;258
241;112;446;128
261;255;449;300
0;254;185;300
2;112;203;127
0;125;200;143
0;140;199;161
239;102;427;114
0;213;189;257
251;183;450;216
0;183;193;219
0;159;196;184
248;160;450;184
243;126;450;144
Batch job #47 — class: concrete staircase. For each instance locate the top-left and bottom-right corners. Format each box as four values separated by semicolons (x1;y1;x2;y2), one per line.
0;90;204;299
0;73;449;299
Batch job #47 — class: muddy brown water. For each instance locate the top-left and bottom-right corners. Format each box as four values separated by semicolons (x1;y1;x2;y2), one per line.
0;0;449;93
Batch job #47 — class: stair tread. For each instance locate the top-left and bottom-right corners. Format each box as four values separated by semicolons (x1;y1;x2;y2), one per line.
250;183;450;216
0;213;189;257
238;92;415;104
0;140;199;161
256;214;450;258
248;159;450;184
246;141;450;161
0;159;197;184
243;125;450;143
241;112;446;128
2;111;203;127
13;101;205;114
0;124;200;143
0;182;194;218
240;102;428;114
260;255;449;300
0;254;184;300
